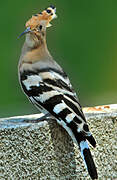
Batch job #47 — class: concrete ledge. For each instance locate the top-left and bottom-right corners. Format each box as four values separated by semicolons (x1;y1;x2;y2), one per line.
0;104;117;179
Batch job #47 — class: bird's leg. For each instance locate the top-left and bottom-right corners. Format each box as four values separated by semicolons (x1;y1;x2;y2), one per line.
38;113;54;122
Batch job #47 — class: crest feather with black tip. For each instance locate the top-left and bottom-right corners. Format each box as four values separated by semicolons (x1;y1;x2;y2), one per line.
26;6;57;29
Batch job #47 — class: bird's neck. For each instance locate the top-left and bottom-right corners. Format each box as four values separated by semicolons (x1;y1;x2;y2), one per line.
19;33;52;65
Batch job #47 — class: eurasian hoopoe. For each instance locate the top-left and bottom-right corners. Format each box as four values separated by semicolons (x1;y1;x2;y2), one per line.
18;5;98;179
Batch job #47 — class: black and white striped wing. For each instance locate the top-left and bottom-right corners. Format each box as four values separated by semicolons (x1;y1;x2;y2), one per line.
20;68;98;179
20;68;96;147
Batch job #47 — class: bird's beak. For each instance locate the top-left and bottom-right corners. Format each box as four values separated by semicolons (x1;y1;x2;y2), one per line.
18;27;31;38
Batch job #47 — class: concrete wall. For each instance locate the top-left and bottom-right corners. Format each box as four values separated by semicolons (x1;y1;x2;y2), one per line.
0;105;117;179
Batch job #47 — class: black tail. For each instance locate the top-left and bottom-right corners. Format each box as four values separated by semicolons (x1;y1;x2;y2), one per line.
72;128;98;179
80;140;98;179
78;137;98;179
63;118;98;179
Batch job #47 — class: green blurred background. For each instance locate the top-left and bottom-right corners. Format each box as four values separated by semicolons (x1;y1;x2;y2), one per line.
0;0;117;117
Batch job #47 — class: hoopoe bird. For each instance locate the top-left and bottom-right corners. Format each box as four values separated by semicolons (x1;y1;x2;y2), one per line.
18;5;98;179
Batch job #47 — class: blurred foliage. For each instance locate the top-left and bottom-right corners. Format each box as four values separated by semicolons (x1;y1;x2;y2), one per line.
0;0;117;117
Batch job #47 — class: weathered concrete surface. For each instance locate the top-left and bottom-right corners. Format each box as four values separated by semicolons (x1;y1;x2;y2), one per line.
0;105;117;180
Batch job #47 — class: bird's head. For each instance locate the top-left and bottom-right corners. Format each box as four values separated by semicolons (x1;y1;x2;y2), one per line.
19;5;57;48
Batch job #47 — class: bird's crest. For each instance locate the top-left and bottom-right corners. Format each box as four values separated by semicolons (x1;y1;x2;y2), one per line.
26;5;57;30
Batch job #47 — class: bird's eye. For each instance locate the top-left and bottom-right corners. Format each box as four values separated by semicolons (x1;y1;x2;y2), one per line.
46;9;51;14
34;14;38;16
39;25;43;31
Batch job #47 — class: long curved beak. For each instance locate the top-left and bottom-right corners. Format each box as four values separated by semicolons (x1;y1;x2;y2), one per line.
18;27;31;38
